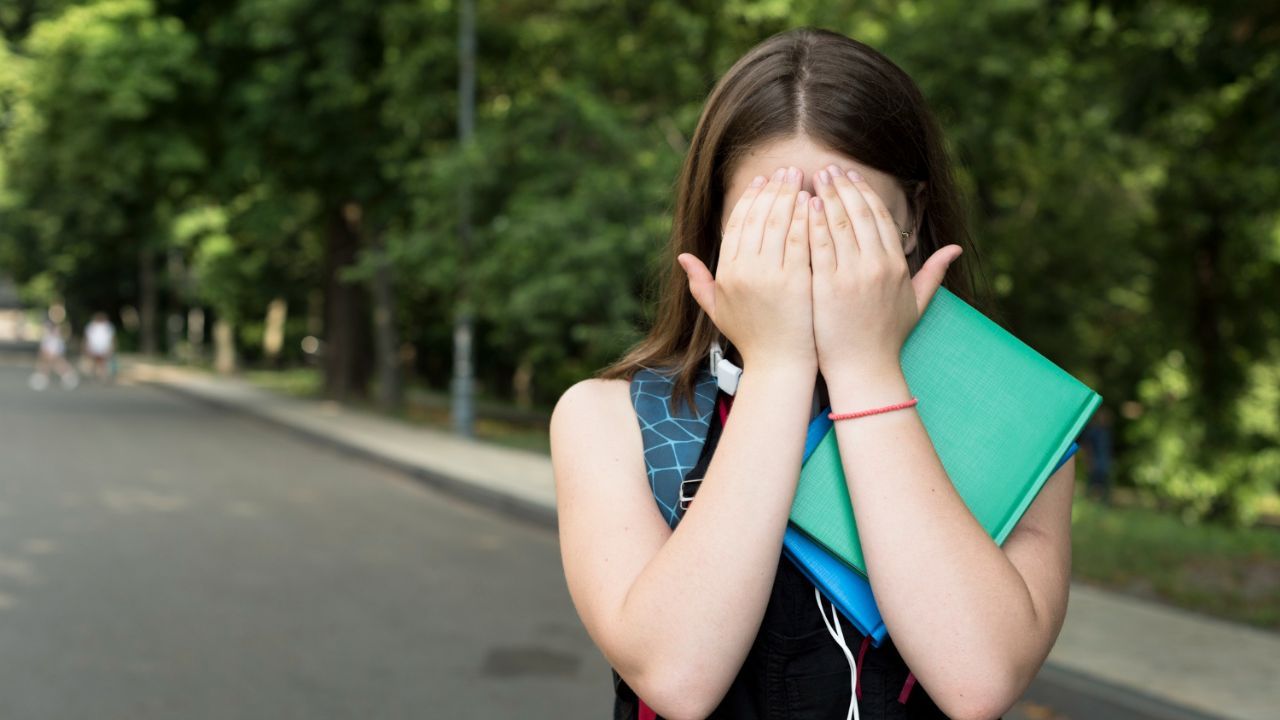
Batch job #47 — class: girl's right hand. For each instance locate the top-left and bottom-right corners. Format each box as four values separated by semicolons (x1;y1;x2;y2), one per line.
677;166;816;376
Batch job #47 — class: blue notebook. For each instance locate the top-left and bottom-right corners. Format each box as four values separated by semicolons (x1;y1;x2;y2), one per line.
782;409;1079;647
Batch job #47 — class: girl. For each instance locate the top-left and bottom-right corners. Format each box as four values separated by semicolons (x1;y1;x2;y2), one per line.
551;27;1075;720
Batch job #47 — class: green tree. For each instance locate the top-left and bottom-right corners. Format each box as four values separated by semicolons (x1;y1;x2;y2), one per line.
3;0;207;348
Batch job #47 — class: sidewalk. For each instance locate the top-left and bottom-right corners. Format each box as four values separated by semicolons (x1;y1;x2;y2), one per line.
126;359;1277;720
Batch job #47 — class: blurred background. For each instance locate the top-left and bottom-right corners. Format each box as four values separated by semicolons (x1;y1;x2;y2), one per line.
0;1;1277;719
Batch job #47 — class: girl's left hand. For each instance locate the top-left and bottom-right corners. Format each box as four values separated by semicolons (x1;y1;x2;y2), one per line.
807;164;963;379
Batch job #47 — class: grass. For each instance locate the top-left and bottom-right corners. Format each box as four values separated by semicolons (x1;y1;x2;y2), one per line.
241;368;324;398
396;394;552;454
1071;492;1280;630
240;367;553;454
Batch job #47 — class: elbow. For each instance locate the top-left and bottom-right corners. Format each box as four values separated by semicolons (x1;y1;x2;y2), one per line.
940;700;1009;720
624;660;731;720
927;662;1023;720
934;690;1012;720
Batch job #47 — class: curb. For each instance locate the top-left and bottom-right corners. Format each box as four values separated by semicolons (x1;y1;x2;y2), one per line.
1027;662;1228;720
138;376;559;531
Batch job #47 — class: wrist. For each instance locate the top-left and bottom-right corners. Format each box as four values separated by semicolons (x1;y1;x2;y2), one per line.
740;354;818;382
822;362;910;409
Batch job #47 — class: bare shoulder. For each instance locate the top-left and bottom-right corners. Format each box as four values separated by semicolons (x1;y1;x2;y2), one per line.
551;377;634;430
550;375;650;503
551;377;636;466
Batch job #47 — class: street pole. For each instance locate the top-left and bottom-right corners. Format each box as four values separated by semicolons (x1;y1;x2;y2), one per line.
452;0;476;439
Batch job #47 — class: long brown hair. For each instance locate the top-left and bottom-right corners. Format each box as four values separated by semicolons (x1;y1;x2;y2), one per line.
597;27;993;415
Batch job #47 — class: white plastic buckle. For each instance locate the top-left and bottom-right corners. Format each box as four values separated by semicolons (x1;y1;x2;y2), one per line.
709;336;742;396
678;476;702;511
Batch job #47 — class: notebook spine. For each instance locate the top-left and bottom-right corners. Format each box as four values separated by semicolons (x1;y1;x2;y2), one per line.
992;391;1103;546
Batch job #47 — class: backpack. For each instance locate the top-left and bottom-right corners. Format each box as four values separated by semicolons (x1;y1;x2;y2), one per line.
629;365;722;529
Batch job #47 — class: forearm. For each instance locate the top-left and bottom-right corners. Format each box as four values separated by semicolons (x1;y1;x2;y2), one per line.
825;365;1038;715
619;365;814;711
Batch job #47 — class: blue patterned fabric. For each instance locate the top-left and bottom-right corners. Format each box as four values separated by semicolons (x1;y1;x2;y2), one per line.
628;365;719;528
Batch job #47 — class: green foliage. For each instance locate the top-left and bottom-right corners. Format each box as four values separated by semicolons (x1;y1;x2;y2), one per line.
852;0;1280;525
0;0;1277;525
2;0;207;325
1131;344;1280;525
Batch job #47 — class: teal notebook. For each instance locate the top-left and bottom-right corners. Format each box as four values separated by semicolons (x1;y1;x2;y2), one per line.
789;286;1102;576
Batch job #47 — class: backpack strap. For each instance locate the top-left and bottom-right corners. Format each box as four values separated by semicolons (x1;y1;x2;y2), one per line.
629;365;719;529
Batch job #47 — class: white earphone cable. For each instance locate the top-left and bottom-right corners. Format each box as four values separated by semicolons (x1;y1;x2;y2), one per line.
815;587;860;720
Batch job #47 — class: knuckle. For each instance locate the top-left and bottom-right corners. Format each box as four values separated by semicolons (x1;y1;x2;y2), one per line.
856;205;875;221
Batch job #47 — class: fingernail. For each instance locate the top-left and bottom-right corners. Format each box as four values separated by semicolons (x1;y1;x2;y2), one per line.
827;164;843;177
847;169;863;181
811;196;824;211
817;170;831;186
772;168;786;181
786;167;801;184
751;175;766;187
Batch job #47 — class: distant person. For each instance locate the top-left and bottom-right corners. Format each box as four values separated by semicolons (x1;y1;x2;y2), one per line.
1081;405;1114;504
31;317;78;390
84;312;116;382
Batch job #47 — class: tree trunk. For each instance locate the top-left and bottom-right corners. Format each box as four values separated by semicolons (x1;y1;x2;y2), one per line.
370;231;402;412
1192;219;1225;447
139;244;158;355
213;318;236;374
322;202;373;401
166;247;185;358
513;356;533;411
263;298;288;368
187;308;205;364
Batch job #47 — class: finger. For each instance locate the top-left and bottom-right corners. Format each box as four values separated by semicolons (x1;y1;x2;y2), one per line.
912;244;963;313
846;169;907;261
739;167;787;258
785;190;810;271
828;164;883;260
761;166;802;266
677;253;717;321
813;167;857;268
807;195;836;275
721;174;767;263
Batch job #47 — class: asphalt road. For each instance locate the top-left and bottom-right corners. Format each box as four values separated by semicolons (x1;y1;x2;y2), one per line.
0;364;609;719
0;361;1218;720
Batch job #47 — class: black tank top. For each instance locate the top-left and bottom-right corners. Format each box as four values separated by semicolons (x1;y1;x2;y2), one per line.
613;388;969;719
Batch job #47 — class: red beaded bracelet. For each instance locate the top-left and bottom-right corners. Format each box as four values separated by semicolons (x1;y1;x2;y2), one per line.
828;397;918;421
